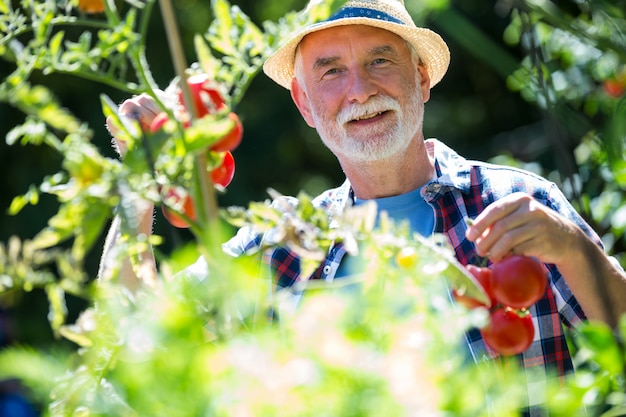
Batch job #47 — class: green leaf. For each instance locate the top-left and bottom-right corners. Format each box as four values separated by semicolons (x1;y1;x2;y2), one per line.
100;92;142;148
58;308;98;348
236;13;265;58
31;200;85;250
8;185;39;215
184;113;236;153
304;0;346;24
0;347;65;403
578;322;625;377
100;93;120;119
6;118;48;146
194;33;220;81
48;30;64;59
11;83;82;135
72;202;110;260
424;236;491;306
210;0;235;56
46;283;68;335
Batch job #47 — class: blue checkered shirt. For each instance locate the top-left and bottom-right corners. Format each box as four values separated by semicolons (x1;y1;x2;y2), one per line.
215;139;599;415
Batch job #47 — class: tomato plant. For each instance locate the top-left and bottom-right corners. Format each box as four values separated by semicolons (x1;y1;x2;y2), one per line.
150;74;241;227
480;307;535;356
490;256;547;309
177;74;243;152
63;142;105;186
161;151;236;228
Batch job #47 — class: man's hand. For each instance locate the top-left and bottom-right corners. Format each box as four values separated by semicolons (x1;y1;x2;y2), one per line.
466;192;626;325
465;192;581;265
99;93;162;288
106;93;162;156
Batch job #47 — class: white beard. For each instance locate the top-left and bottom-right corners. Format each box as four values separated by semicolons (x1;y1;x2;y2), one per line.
312;78;425;163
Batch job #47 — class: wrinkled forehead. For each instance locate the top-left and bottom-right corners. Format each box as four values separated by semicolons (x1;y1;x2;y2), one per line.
294;24;414;66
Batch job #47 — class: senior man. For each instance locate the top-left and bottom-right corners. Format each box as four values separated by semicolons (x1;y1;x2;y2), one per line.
101;0;626;414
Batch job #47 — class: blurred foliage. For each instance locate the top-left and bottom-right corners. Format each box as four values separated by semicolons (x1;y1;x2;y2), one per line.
0;0;625;416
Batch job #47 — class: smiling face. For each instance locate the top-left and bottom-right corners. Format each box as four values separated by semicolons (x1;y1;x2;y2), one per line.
291;25;431;163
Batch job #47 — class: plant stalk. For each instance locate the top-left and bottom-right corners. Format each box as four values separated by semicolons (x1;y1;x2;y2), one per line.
157;0;219;228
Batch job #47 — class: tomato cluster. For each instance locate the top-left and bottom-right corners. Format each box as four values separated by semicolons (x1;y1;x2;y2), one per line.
454;255;547;356
159;151;235;229
152;73;243;228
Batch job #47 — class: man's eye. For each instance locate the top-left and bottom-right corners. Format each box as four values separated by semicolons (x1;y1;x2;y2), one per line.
372;58;389;65
321;68;341;79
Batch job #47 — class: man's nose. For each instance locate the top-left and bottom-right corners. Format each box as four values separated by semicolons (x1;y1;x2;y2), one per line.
346;68;377;103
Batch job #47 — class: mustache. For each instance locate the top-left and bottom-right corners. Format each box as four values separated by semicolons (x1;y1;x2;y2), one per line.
337;95;401;124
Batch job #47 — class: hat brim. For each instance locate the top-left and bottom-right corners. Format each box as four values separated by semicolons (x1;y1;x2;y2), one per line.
263;17;450;90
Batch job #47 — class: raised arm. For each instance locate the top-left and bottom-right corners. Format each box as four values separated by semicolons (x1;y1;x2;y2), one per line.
466;192;626;327
97;94;162;291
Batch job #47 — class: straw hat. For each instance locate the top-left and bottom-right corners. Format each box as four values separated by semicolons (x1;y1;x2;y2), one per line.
263;0;451;90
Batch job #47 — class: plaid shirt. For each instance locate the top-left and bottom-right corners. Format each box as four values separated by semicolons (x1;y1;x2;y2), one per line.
220;139;596;415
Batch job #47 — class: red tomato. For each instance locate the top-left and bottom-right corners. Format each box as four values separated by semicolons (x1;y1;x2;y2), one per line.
179;73;227;118
161;188;195;229
603;79;625;98
453;264;496;309
480;307;534;356
210;112;243;152
210;151;235;188
490;256;547;309
178;74;243;152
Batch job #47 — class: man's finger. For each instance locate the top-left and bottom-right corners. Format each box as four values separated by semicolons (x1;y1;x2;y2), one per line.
466;193;527;241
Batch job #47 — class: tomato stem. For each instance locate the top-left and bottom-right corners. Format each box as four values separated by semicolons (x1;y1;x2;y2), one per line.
157;0;195;117
158;0;220;228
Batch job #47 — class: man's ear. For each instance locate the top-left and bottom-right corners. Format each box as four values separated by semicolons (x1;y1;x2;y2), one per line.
417;63;431;103
290;78;316;128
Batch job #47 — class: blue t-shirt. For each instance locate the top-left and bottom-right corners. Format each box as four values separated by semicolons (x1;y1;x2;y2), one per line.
336;185;434;279
354;185;435;238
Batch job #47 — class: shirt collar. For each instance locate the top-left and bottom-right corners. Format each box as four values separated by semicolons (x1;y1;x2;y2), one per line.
320;138;473;214
427;139;472;193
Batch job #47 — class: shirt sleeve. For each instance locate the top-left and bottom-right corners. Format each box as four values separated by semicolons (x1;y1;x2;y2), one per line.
545;183;603;327
222;225;263;257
